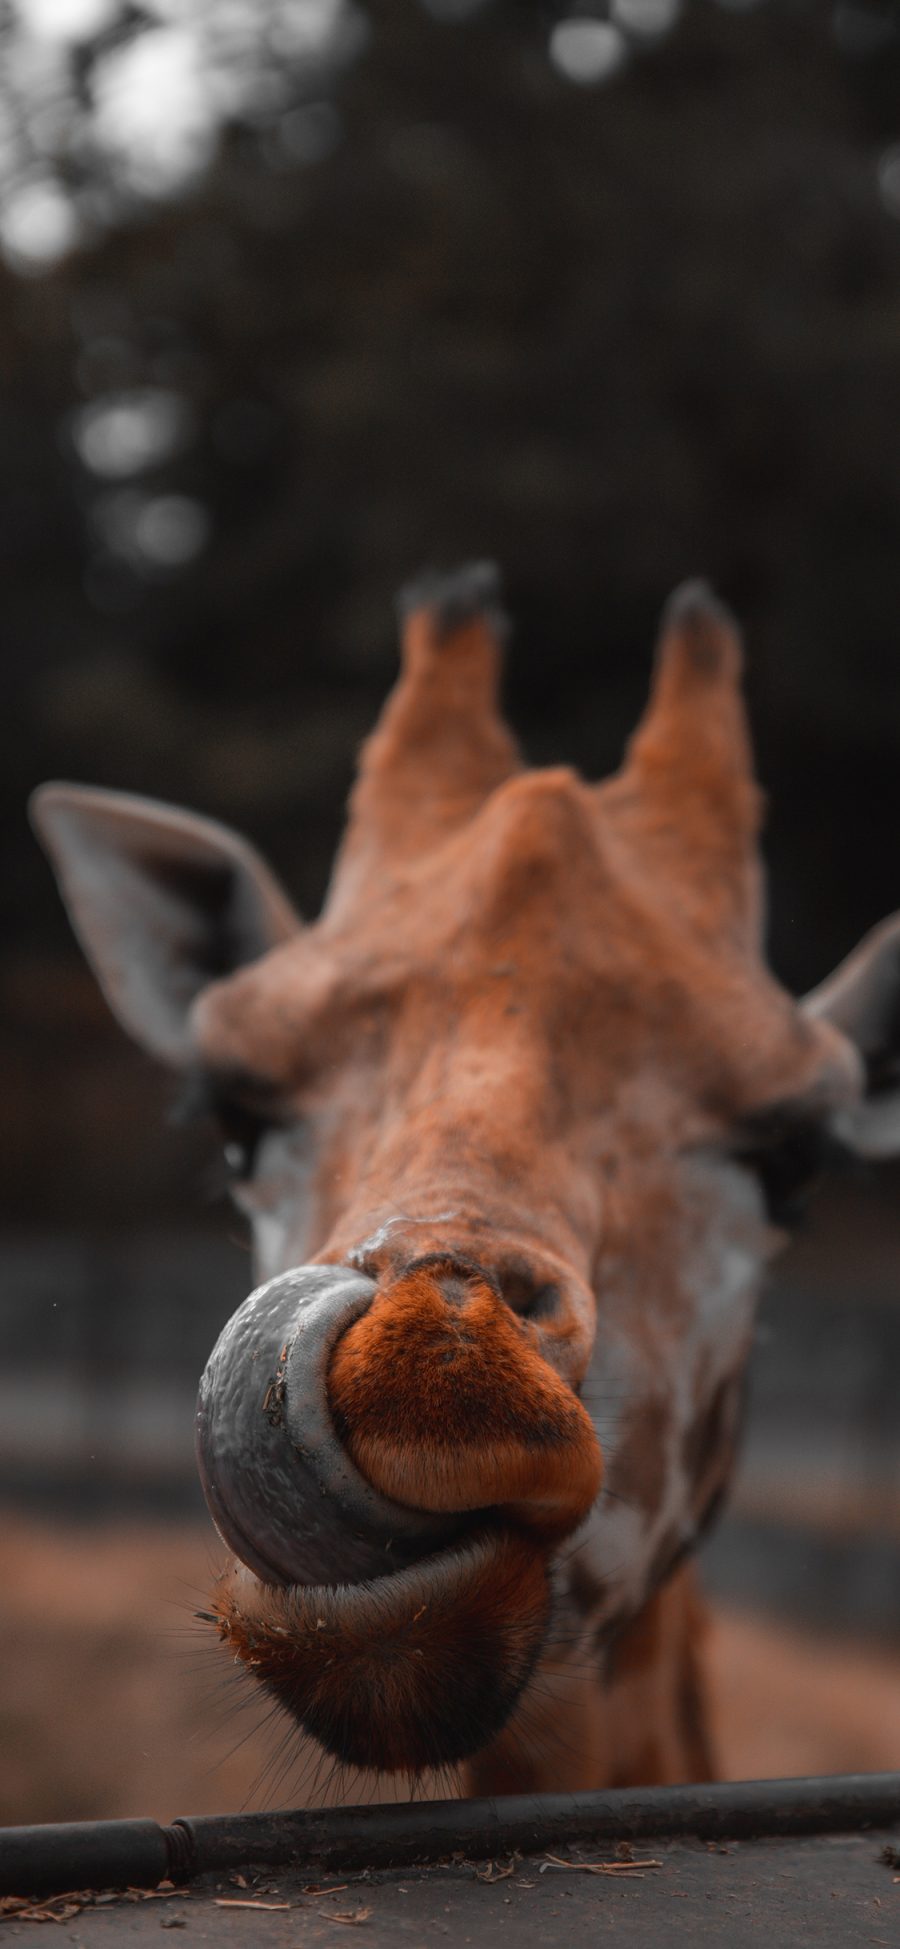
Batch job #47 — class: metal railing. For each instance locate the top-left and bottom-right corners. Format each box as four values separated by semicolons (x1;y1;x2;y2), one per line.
3;1773;900;1897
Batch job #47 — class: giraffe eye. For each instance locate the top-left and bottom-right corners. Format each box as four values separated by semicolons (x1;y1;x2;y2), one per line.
217;1102;272;1183
732;1112;848;1227
170;1066;281;1185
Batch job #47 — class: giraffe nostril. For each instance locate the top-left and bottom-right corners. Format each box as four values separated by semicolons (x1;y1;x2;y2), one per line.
496;1266;562;1321
403;1250;562;1322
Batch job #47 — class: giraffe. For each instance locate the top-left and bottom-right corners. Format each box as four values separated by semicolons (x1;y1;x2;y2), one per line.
32;565;900;1795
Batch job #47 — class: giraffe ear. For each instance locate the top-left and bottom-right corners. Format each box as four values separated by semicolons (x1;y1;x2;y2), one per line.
30;783;300;1067
803;913;900;1156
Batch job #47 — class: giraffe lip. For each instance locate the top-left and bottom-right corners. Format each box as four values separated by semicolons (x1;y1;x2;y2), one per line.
211;1525;553;1773
229;1519;481;1599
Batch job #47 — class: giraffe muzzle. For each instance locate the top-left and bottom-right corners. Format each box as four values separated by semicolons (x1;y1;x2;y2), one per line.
197;1255;603;1588
196;1261;563;1769
195;1255;600;1777
327;1254;603;1537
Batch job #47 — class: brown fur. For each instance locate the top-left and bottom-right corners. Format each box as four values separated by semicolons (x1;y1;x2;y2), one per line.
465;1564;714;1794
327;1257;602;1535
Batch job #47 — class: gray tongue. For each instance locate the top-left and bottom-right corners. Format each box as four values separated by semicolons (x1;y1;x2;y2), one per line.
196;1264;455;1586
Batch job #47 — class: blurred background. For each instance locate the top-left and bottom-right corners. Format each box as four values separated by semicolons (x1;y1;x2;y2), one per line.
2;0;900;1823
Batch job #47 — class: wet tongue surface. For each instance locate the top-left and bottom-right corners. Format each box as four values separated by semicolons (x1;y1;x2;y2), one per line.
195;1264;455;1589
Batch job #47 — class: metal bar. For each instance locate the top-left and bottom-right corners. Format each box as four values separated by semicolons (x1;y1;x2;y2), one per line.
3;1773;899;1897
0;1820;170;1899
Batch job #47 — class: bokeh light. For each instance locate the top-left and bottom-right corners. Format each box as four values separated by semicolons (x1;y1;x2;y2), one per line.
612;0;682;38
0;174;81;272
0;0;369;267
549;17;629;85
72;390;195;478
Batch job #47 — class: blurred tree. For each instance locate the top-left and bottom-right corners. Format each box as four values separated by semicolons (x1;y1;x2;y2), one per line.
3;0;900;1222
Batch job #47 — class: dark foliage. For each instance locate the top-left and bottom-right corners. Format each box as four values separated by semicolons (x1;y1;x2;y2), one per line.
4;0;900;1223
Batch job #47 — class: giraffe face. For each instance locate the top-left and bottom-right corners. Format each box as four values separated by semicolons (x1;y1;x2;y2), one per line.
187;756;850;1772
32;568;896;1786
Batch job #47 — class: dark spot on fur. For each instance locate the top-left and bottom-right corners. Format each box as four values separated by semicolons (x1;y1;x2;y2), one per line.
592;1622;614;1664
435;1273;474;1308
683;1376;741;1524
693;1476;729;1545
606;1396;669;1521
568;1558;609;1619
645;1525;689;1596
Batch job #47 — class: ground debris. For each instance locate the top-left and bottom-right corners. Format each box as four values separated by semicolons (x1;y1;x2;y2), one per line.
0;1901;81;1926
318;1908;372;1926
538;1852;663;1878
475;1856;517;1883
878;1844;900;1869
213;1898;292;1911
1;1886;190;1924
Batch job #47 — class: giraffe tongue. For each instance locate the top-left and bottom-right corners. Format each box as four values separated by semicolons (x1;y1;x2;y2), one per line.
196;1264;457;1588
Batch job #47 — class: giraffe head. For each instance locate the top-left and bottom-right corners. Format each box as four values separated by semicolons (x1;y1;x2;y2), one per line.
32;566;900;1783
